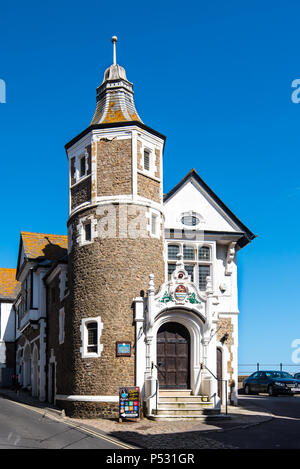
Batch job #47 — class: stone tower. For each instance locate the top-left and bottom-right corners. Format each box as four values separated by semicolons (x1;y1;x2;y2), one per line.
60;37;166;417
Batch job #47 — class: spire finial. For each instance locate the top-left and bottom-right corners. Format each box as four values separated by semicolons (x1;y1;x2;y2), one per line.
111;36;118;65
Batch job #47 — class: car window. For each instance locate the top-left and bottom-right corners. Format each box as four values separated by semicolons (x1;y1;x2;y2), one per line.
266;371;290;379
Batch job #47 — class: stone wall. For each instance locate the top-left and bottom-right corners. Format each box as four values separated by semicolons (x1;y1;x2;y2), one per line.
137;173;161;203
96;138;132;196
65;205;164;404
217;317;234;384
71;177;91;210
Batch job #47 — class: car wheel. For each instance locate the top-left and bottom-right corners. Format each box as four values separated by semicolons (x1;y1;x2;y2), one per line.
244;384;252;395
268;385;277;397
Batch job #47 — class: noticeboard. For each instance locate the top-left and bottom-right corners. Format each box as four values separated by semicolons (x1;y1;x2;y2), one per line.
119;386;140;419
116;342;131;357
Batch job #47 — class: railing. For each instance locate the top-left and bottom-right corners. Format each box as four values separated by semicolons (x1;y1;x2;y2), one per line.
200;363;228;415
150;362;160;414
239;363;300;376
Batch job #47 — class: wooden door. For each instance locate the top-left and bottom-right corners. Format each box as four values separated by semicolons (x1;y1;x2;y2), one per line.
157;322;190;389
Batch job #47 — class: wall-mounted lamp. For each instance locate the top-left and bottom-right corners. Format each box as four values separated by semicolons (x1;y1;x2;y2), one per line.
220;332;229;344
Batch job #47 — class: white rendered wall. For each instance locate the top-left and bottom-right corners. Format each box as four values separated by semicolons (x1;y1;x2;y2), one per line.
0;302;15;342
164;179;240;233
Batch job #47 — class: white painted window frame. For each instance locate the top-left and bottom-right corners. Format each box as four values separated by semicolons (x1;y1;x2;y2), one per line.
165;241;215;292
80;316;103;359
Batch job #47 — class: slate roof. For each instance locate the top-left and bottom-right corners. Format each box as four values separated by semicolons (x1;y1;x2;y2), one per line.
0;268;20;300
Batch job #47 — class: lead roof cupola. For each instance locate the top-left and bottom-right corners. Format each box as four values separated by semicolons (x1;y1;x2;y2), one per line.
90;36;142;125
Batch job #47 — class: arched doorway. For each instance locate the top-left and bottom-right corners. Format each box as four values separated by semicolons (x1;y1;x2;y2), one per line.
23;344;31;388
157;322;190;389
32;347;39;397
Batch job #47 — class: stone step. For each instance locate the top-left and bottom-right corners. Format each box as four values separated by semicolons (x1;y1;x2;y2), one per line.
157;402;213;410
159;390;192;397
154;407;219;416
159;396;210;403
148;413;230;422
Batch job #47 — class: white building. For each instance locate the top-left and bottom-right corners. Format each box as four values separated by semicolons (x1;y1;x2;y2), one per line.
0;269;20;387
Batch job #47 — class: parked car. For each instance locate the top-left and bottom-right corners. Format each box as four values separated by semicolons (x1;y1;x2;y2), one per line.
294;373;300;380
243;370;300;396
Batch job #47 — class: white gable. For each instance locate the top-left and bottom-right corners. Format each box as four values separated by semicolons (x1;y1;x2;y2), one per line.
164;179;241;233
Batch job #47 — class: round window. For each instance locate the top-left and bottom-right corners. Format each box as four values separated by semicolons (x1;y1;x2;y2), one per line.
181;215;200;226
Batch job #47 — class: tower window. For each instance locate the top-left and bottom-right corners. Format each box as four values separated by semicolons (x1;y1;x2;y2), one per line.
80;316;103;358
71;157;76;185
151;213;158;236
86;322;98;353
84;222;91;242
80;156;86;177
144;149;150;171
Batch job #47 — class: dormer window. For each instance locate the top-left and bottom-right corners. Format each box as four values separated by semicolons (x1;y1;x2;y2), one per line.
144;149;150;171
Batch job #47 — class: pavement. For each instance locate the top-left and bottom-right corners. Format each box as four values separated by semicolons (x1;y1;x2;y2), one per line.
0;387;275;449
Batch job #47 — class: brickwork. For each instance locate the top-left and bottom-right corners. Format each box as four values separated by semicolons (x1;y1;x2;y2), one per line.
71;177;91;210
96;138;132;196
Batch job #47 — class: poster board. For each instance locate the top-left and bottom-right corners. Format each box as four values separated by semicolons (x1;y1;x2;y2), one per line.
119;386;140;420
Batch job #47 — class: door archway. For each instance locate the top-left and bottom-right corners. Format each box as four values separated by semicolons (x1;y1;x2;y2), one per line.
32;346;39;397
23;344;31;388
157;322;190;389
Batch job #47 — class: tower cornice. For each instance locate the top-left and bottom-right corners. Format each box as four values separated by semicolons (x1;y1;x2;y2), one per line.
65;121;166;152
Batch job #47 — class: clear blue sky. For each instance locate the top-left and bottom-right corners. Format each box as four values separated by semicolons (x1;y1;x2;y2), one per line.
0;0;299;370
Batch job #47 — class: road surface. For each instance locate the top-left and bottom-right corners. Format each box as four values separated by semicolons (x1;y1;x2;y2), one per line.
202;394;300;449
0;395;134;449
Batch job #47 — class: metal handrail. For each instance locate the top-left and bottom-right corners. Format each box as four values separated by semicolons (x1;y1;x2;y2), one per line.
149;362;160;413
201;363;228;415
